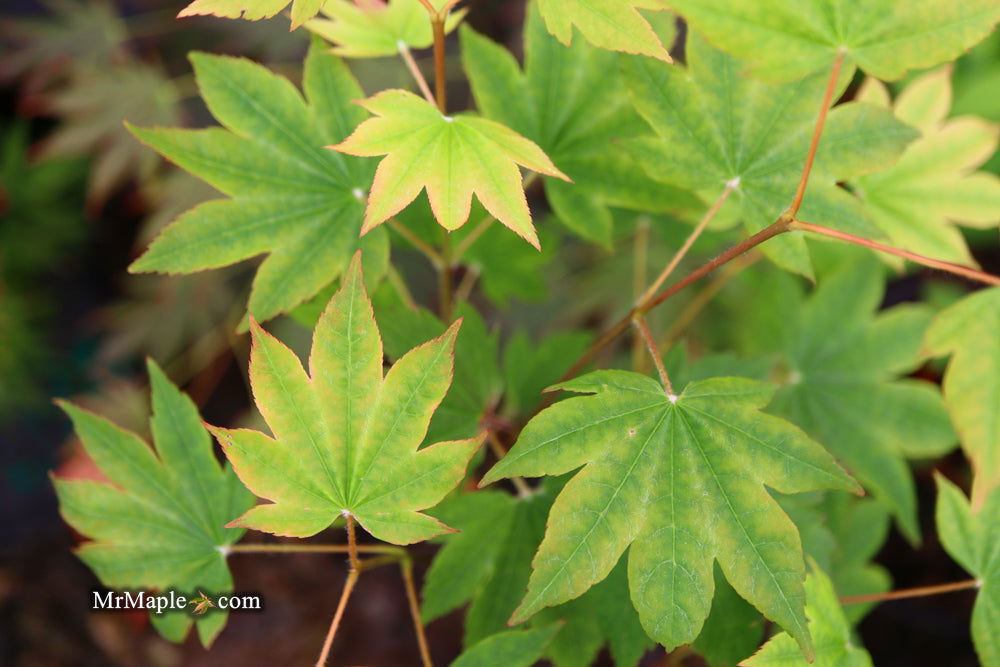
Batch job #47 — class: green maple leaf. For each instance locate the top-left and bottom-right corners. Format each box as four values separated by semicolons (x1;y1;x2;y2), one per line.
450;625;562;667
537;0;673;62
935;476;1000;666
424;485;653;667
766;254;955;542
52;359;254;647
623;33;917;277
483;370;862;656
666;0;1000;81
306;0;465;58
925;288;1000;509
331;88;569;249
208;254;484;544
178;0;325;30
129;40;387;327
460;4;697;246
741;561;873;667
851;67;1000;265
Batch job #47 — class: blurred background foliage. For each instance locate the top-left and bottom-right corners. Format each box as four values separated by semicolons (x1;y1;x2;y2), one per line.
0;2;997;665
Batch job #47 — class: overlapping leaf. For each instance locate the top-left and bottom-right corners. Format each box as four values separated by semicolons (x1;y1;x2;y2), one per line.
623;34;917;276
424;484;653;666
130;40;386;326
537;0;673;61
331;88;569;248
306;0;465;58
666;0;1000;81
925;288;1000;509
766;255;955;542
742;562;873;667
851;67;1000;265
935;476;1000;666
209;254;484;544
461;5;697;246
178;0;324;30
484;370;861;656
52;359;254;646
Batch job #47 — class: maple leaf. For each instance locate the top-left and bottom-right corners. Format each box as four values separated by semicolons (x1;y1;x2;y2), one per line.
306;0;465;58
925;288;1000;509
38;61;181;204
129;40;387;326
935;476;1000;666
331;88;570;249
450;625;563;667
765;254;955;542
850;67;1000;266
374;301;500;444
424;485;653;667
178;0;325;30
741;561;874;667
483;370;861;656
460;5;698;247
537;0;673;62
52;359;255;647
622;34;918;277
208;254;484;544
667;0;1000;81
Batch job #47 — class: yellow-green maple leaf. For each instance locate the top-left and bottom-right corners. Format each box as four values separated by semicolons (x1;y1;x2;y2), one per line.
537;0;674;62
331;89;570;249
178;0;324;30
852;67;1000;266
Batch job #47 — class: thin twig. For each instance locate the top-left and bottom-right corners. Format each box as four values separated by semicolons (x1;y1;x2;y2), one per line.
632;317;674;396
453;173;539;261
398;42;436;106
841;579;980;605
638;180;738;305
439;230;454;320
632;218;651;373
787;49;846;218
792;220;1000;286
389;218;443;269
487;432;532;498
400;558;434;667
345;514;361;572
659;253;761;351
559;218;792;385
453;266;479;306
387;266;419;311
315;570;359;667
431;16;447;112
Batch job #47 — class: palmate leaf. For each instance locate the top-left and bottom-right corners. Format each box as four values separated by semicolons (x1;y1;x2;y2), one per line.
925;288;1000;509
935;476;1000;666
423;484;653;667
306;0;465;58
537;0;673;62
767;255;955;542
52;359;254;647
666;0;1000;81
741;562;873;667
208;254;484;544
331;88;569;249
851;68;1000;265
623;34;917;277
129;40;387;327
483;370;861;656
461;3;698;246
178;0;324;30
